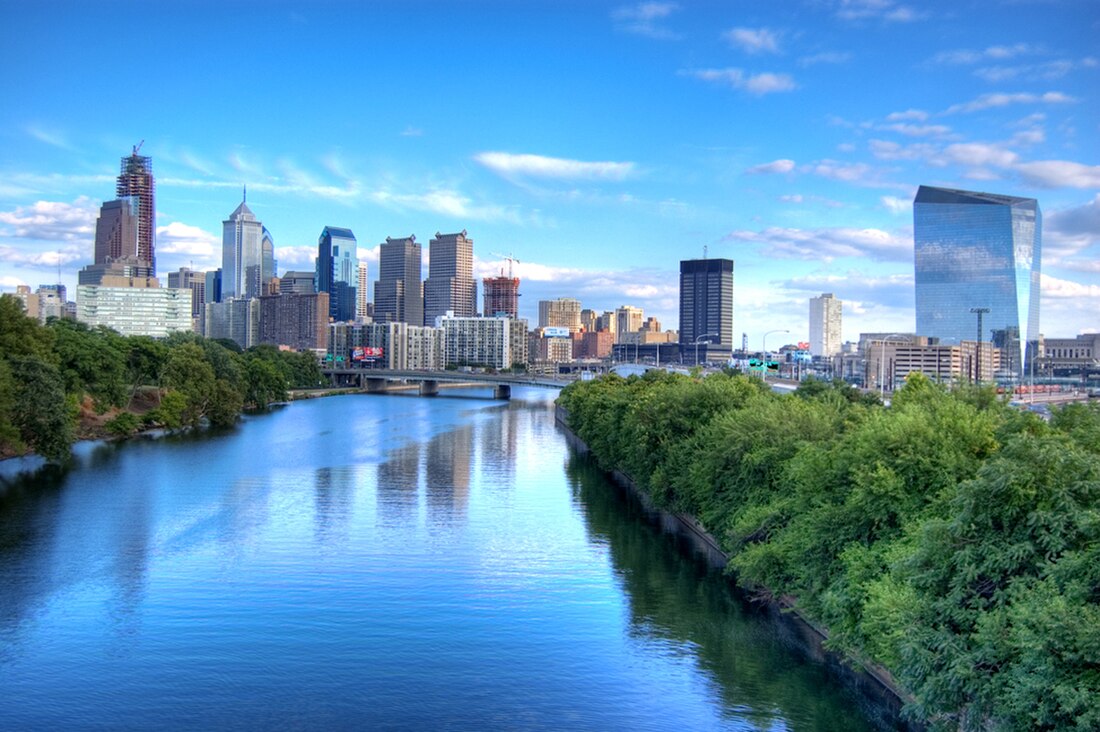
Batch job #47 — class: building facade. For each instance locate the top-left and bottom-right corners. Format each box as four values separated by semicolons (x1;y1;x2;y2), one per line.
167;267;207;328
259;291;329;351
483;275;520;319
614;305;644;342
374;235;422;325
538;298;582;333
424;230;477;324
679;258;734;364
221;196;265;301
809;293;842;357
316;226;358;322
93;197;141;265
116;148;156;273
440;315;526;370
77;284;192;338
913;185;1041;376
205;297;261;349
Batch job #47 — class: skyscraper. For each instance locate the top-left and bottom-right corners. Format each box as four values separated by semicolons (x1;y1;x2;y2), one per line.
538;298;582;332
316;226;359;322
93;197;140;265
116;146;156;274
374;235;422;325
679;258;734;363
221;193;265;301
809;293;842;357
424;230;477;324
913;185;1041;375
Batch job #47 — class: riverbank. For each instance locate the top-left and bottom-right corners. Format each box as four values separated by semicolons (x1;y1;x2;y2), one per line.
555;404;918;732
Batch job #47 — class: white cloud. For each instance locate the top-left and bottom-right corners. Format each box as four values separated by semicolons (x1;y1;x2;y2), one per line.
25;125;75;151
746;159;796;174
886;109;929;122
945;91;1075;114
681;68;796;94
869;139;938;161
473;152;635;181
612;2;681;40
835;0;922;22
1041;273;1100;299
1015;160;1100;189
881;196;909;214
156;222;218;257
941;142;1020;168
882;123;952;137
0;197;98;241
370;187;526;224
723;225;912;262
932;43;1036;65
400;126;424;137
723;27;781;54
974;59;1078;83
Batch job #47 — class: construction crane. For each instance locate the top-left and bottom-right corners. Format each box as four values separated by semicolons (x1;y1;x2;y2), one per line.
490;252;520;278
133;139;144;155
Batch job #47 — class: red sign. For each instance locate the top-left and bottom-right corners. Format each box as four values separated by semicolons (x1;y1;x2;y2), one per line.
797;341;810;350
352;346;385;361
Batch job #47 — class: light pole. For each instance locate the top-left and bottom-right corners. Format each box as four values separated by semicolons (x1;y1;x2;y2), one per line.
970;307;990;384
762;329;789;381
878;334;909;398
694;333;719;367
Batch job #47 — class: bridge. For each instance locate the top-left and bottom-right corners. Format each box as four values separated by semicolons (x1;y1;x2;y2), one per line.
319;368;573;399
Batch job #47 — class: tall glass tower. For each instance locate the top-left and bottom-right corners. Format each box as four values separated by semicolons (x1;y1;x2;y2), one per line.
679;258;734;364
316;226;358;322
913;185;1041;376
221;194;264;301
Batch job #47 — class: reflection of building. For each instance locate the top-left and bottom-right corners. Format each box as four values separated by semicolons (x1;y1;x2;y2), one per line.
77;284;192;337
679;258;734;364
425;230;477;324
221;195;266;301
116;148;156;273
374;235;422;325
317;226;358;322
809;293;842;357
914;185;1041;376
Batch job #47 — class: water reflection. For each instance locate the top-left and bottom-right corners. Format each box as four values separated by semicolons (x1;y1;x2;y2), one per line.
566;454;885;732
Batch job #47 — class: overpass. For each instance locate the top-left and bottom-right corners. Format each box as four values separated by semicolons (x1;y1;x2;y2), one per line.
319;368;572;399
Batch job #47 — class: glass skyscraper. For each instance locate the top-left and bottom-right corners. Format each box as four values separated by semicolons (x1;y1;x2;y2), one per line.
679;258;734;364
913;185;1041;376
316;226;358;322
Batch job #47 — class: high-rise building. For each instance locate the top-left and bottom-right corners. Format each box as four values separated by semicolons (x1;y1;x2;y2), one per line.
424;231;477;325
221;193;265;301
614;305;644;342
374;235;422;325
357;262;369;320
93;197;140;265
809;293;842;357
77;284;192;338
261;227;277;290
913;185;1041;375
280;271;316;295
259;291;330;351
538;298;582;332
316;226;359;322
679;258;734;363
483;276;520;319
116;147;156;274
168;267;207;325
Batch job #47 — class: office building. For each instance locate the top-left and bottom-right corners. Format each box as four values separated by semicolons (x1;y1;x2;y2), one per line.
280;271;316;295
679;258;734;364
358;262;369;320
914;185;1041;376
116;147;156;273
221;193;265;301
93;197;141;265
809;293;842;357
614;305;644;342
167;267;207;327
440;315;526;370
205;297;260;349
424;230;477;324
316;226;359;322
538;298;582;333
374;235;422;325
76;284;191;338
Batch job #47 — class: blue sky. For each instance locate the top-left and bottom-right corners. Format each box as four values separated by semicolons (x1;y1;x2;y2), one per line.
1;0;1097;344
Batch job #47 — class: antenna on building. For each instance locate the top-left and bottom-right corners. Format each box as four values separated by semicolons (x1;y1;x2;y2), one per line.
703;244;708;259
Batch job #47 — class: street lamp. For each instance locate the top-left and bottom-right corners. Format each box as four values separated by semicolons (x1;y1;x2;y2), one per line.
878;334;909;399
694;333;719;367
762;329;789;381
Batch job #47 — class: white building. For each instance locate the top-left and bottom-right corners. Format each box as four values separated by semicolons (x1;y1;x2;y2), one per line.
221;196;265;300
77;284;192;338
440;314;527;370
809;293;842;357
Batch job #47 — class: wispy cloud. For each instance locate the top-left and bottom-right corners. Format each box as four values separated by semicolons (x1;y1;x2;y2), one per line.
0;197;98;241
746;159;796;174
473;152;635;181
835;0;922;23
680;68;796;94
945;91;1075;114
400;126;424;137
723;27;781;54
886;109;929;121
723;225;912;262
611;2;681;40
799;51;852;66
1015;160;1100;189
25;125;76;151
931;43;1038;65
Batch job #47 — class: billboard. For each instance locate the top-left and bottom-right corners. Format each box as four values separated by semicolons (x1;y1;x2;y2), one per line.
351;346;385;361
543;326;570;338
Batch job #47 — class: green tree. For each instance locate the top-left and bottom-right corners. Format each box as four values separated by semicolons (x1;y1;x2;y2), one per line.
50;319;128;411
161;343;217;428
8;356;74;462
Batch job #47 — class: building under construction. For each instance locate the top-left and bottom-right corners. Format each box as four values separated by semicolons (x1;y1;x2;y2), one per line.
116;144;156;274
483;275;520;319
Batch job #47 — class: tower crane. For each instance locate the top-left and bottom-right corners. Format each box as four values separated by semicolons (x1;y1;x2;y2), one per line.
490;252;520;278
133;139;144;155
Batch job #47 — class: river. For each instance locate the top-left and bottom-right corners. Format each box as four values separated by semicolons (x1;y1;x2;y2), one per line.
0;388;889;730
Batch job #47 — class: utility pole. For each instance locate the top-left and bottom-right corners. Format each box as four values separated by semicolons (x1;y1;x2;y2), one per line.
970;307;990;383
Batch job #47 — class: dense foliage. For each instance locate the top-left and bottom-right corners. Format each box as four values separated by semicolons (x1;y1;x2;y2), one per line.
0;295;325;461
558;370;1100;731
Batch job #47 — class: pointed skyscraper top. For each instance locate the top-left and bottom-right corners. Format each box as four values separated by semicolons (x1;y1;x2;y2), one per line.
243;184;247;203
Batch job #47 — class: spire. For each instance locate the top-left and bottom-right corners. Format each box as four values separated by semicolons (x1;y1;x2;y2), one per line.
243;184;247;203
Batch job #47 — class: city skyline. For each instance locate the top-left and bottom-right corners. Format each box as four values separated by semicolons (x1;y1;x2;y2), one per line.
0;2;1097;345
